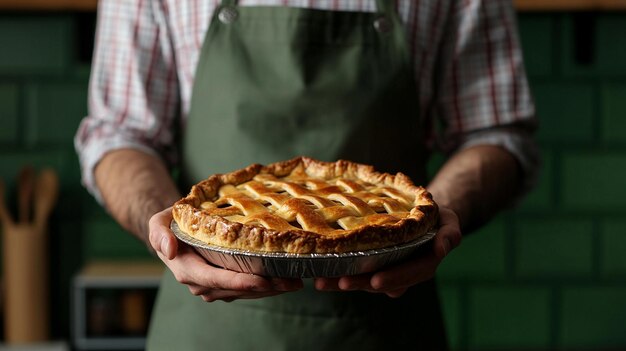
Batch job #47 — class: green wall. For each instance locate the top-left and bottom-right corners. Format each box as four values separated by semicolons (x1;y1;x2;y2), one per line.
0;10;625;350
438;12;626;351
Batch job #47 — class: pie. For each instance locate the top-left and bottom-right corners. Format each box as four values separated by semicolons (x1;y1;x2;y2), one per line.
172;157;438;254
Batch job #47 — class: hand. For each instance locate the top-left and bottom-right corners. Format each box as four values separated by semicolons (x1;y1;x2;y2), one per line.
314;207;461;298
148;207;303;302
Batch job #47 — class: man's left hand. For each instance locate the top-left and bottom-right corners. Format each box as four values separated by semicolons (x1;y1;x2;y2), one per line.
314;206;461;298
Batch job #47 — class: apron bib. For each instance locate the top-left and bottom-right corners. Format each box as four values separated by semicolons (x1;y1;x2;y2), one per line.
180;0;427;183
148;1;446;349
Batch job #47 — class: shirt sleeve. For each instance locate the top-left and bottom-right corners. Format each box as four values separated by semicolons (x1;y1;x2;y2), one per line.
434;0;540;191
74;0;180;203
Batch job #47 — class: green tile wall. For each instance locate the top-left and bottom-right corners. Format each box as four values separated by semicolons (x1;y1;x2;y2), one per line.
0;84;19;144
2;10;626;351
468;286;552;350
518;149;553;212
562;153;626;210
602;83;626;143
600;220;626;276
515;219;594;278
25;81;88;146
533;82;594;143
0;15;72;75
438;218;508;280
82;215;154;259
517;15;554;77
559;287;626;348
436;12;626;351
562;14;626;76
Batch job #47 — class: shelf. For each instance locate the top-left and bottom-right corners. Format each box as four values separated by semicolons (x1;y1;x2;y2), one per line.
2;0;626;12
75;260;164;288
72;260;163;351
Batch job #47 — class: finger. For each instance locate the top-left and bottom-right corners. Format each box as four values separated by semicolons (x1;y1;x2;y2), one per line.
385;287;408;298
316;275;376;292
315;279;388;295
187;284;285;301
337;274;372;291
200;289;284;301
369;252;441;291
148;207;178;260
317;208;461;295
434;207;462;260
314;277;341;291
369;207;461;291
201;291;284;303
159;247;278;292
269;278;304;291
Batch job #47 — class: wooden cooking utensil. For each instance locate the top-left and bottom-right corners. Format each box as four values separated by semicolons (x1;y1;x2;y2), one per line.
33;168;59;232
0;178;13;225
18;166;35;224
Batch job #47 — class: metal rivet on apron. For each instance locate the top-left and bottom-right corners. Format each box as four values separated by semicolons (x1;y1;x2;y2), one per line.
373;17;392;33
218;6;239;24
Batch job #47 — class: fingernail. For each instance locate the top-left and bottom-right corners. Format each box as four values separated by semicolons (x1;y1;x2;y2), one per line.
161;236;171;258
443;238;452;257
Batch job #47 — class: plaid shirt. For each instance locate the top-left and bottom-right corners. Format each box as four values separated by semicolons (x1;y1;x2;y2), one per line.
75;0;538;200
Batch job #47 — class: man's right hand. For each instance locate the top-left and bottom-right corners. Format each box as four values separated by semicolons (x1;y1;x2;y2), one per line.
148;207;304;302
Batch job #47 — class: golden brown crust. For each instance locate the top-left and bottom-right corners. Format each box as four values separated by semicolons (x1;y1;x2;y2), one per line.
172;157;438;254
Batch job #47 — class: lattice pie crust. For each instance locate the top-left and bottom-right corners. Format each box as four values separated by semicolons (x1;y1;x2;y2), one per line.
172;157;438;254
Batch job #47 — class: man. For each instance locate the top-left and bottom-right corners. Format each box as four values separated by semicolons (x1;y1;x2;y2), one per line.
75;0;538;349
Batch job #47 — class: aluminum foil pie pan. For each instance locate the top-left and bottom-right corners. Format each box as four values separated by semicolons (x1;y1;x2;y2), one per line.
171;220;436;278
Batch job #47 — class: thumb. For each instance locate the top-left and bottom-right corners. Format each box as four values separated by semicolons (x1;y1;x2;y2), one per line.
434;207;462;260
148;207;179;260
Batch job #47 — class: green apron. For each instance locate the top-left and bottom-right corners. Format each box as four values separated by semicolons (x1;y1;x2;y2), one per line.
147;0;447;349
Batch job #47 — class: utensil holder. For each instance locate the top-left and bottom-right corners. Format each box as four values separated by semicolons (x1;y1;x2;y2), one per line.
2;223;49;343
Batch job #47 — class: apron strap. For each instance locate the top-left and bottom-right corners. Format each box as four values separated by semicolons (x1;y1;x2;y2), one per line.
221;0;237;6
